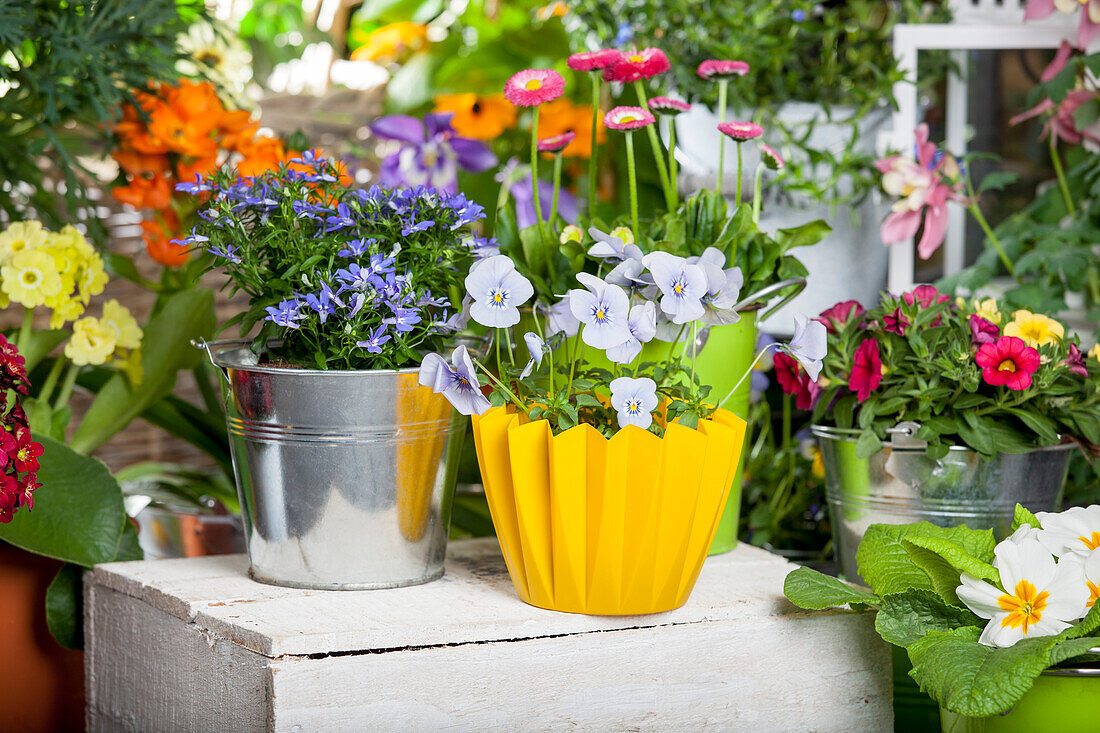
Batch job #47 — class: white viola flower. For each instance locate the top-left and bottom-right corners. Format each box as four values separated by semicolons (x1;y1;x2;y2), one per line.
587;227;643;261
956;536;1089;648
417;345;491;416
520;332;547;380
641;251;708;325
568;272;632;349
464;254;534;328
779;314;827;381
546;295;580;338
606;301;658;365
700;264;744;326
610;376;659;430
1036;505;1100;559
605;250;651;290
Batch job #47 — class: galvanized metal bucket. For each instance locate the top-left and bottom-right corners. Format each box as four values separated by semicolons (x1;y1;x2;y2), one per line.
199;340;464;590
813;425;1074;585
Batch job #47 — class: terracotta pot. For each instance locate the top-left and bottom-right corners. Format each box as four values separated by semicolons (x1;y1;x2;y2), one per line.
0;543;85;732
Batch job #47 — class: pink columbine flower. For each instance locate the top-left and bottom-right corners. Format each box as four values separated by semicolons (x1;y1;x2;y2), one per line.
602;48;670;83
648;96;691;116
875;124;966;260
504;69;566;107
1025;0;1100;49
697;59;750;80
760;144;785;170
717;121;763;141
604;106;656;131
567;49;621;72
537;131;576;153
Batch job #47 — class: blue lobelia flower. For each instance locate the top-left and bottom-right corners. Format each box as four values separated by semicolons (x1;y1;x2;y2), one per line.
384;305;422;333
568;272;632;350
338;238;376;258
323;203;357;233
291;149;327;168
356;324;391;354
303;281;345;324
401;219;436;237
335;263;373;291
464;255;534;328
614;22;634;47
418;344;491;416
519;332;548;380
641;251;708;325
468;236;500;260
606;301;658;365
264;298;306;329
780;314;828;381
175;175;212;195
610;376;658;430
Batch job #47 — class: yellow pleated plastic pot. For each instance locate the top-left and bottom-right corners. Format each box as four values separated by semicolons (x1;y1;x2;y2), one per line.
471;406;748;615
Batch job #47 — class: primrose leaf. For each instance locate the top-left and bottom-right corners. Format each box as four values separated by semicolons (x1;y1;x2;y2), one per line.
1012;503;1041;533
783;566;880;610
874;589;982;648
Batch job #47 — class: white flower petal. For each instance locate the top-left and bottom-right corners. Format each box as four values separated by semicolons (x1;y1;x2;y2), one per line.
957;573;1004;619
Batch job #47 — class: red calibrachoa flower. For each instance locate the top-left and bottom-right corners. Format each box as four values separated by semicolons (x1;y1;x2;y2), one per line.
976;336;1040;391
969;314;999;346
1066;343;1089;377
774;351;821;410
567;49;621;72
882;308;909;336
817;300;865;334
850;338;883;402
603;48;670;83
903;284;950;309
504;69;566;107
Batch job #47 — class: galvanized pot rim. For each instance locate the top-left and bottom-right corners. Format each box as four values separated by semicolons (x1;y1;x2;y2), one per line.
201;339;421;378
810;424;1076;455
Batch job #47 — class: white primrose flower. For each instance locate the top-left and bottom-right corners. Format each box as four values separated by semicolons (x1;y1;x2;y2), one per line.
956;536;1089;648
606;301;657;365
1036;505;1100;559
568;272;632;349
641;251;708;325
610;376;659;430
464;255;534;328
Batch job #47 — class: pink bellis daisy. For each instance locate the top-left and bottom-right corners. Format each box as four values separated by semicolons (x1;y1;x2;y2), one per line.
603;48;670;83
537;131;576;153
760;144;786;170
697;59;750;80
718;121;764;141
604;106;656;130
567;49;621;72
504;69;566;107
648;96;691;116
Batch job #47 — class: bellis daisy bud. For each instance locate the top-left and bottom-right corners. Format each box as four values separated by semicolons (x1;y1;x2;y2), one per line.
697;59;750;81
648;96;691;116
718;121;764;141
567;49;621;72
604;106;656;131
537;131;576;154
760;144;785;170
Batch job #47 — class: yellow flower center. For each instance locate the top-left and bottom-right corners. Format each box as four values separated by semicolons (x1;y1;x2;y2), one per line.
626;399;641;414
525;79;543;91
595;307;606;322
673;283;683;295
629;54;644;62
12;240;26;254
998;359;1017;373
620;114;639;123
1079;532;1100;551
492;292;503;304
17;447;29;461
1088;581;1100;609
998;580;1049;634
20;269;40;287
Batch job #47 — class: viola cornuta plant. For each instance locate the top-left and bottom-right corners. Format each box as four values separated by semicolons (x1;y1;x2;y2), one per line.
785;504;1100;719
175;151;486;369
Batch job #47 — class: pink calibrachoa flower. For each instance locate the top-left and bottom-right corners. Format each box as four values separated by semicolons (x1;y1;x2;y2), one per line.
1065;343;1089;377
1025;0;1100;49
883;307;910;336
717;121;764;141
816;300;864;334
567;49;621;72
969;314;1000;346
976;336;1041;391
903;284;951;310
604;106;656;130
537;131;576;153
504;68;566;107
850;338;883;402
774;351;821;411
648;96;691;115
697;59;750;80
602;48;670;83
760;144;786;170
876;124;966;259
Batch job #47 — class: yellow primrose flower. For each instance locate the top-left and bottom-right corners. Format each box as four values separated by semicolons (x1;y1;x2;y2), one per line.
77;253;109;303
64;317;118;366
1004;310;1064;348
972;298;1002;325
45;293;86;329
0;221;48;265
1;249;64;308
101;299;143;350
609;226;635;245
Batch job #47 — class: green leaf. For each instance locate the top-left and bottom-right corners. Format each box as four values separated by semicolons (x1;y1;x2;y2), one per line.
855;429;884;459
70;288;215;454
772;218;831;251
19;330;69;373
783;566;880;610
856;523;937;596
0;435;126;567
1013;503;1041;532
46;563;84;650
902;526;999;596
977;171;1019;194
1004;408;1060;444
874;589;982;648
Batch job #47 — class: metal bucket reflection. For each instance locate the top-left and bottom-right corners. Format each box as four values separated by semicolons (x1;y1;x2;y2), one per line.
207;342;463;590
813;426;1074;585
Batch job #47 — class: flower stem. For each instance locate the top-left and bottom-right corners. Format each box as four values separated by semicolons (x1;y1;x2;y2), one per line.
531;108;544;226
625;131;640;237
495;329;503;375
667;118;679;207
1050;134;1076;217
667;324;688;362
474;359;529;417
964;172;1017;281
588;71;600;215
53;362;81;414
752;164;764;225
717;344;777;410
17;307;33;354
736;140;744;205
566;334;584;399
550;153;563;225
716;79;729;193
633;81;673;209
689;320;698;398
37;354;66;405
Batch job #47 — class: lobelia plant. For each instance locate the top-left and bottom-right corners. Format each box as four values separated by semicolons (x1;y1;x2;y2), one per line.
785;504;1100;718
800;287;1100;459
174;151;485;369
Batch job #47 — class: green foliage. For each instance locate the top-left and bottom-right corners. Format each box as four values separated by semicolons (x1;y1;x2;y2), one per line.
782;565;879;610
0;0;205;241
45;564;84;650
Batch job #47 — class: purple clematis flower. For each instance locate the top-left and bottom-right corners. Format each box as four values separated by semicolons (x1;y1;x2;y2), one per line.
356;324;391;354
372;113;497;194
418;344;491;416
568;272;631;349
520;332;547;380
780;314;828;381
642;252;708;325
464;255;534;328
606;301;657;365
610;376;659;430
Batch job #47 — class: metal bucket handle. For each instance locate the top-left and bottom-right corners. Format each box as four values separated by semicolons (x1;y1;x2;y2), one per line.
192;338;250;385
733;277;807;319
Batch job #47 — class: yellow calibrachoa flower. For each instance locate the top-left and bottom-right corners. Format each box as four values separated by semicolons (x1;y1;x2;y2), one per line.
1004;310;1064;348
0;221;48;265
972;298;1002;325
1;249;64;307
101;299;143;351
1090;344;1100;362
64;317;118;366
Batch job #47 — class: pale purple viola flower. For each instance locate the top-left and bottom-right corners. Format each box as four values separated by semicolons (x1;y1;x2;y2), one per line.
546;295;580;338
606;301;657;365
356;324;391;354
418;344;491;416
520;332;548;379
587;227;643;261
444;295;472;331
610;376;659;430
642;251;708;325
373;113;497;194
698;253;743;326
568;272;632;349
464;255;534;328
303;281;346;324
780;314;828;381
264;298;306;329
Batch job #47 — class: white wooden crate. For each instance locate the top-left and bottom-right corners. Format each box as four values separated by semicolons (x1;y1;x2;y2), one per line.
85;539;892;732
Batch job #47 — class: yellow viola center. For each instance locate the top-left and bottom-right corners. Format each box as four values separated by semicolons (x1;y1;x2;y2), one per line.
998;580;1049;634
492;292;503;304
525;79;543;91
998;359;1017;373
626;399;641;414
673;283;683;295
595;307;606;321
1079;532;1100;551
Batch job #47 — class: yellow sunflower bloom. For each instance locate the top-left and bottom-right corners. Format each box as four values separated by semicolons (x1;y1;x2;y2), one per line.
1004;310;1064;348
432;93;516;141
972;298;1002;325
0;221;48;266
1;249;64;308
101;299;143;350
64;317;118;366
